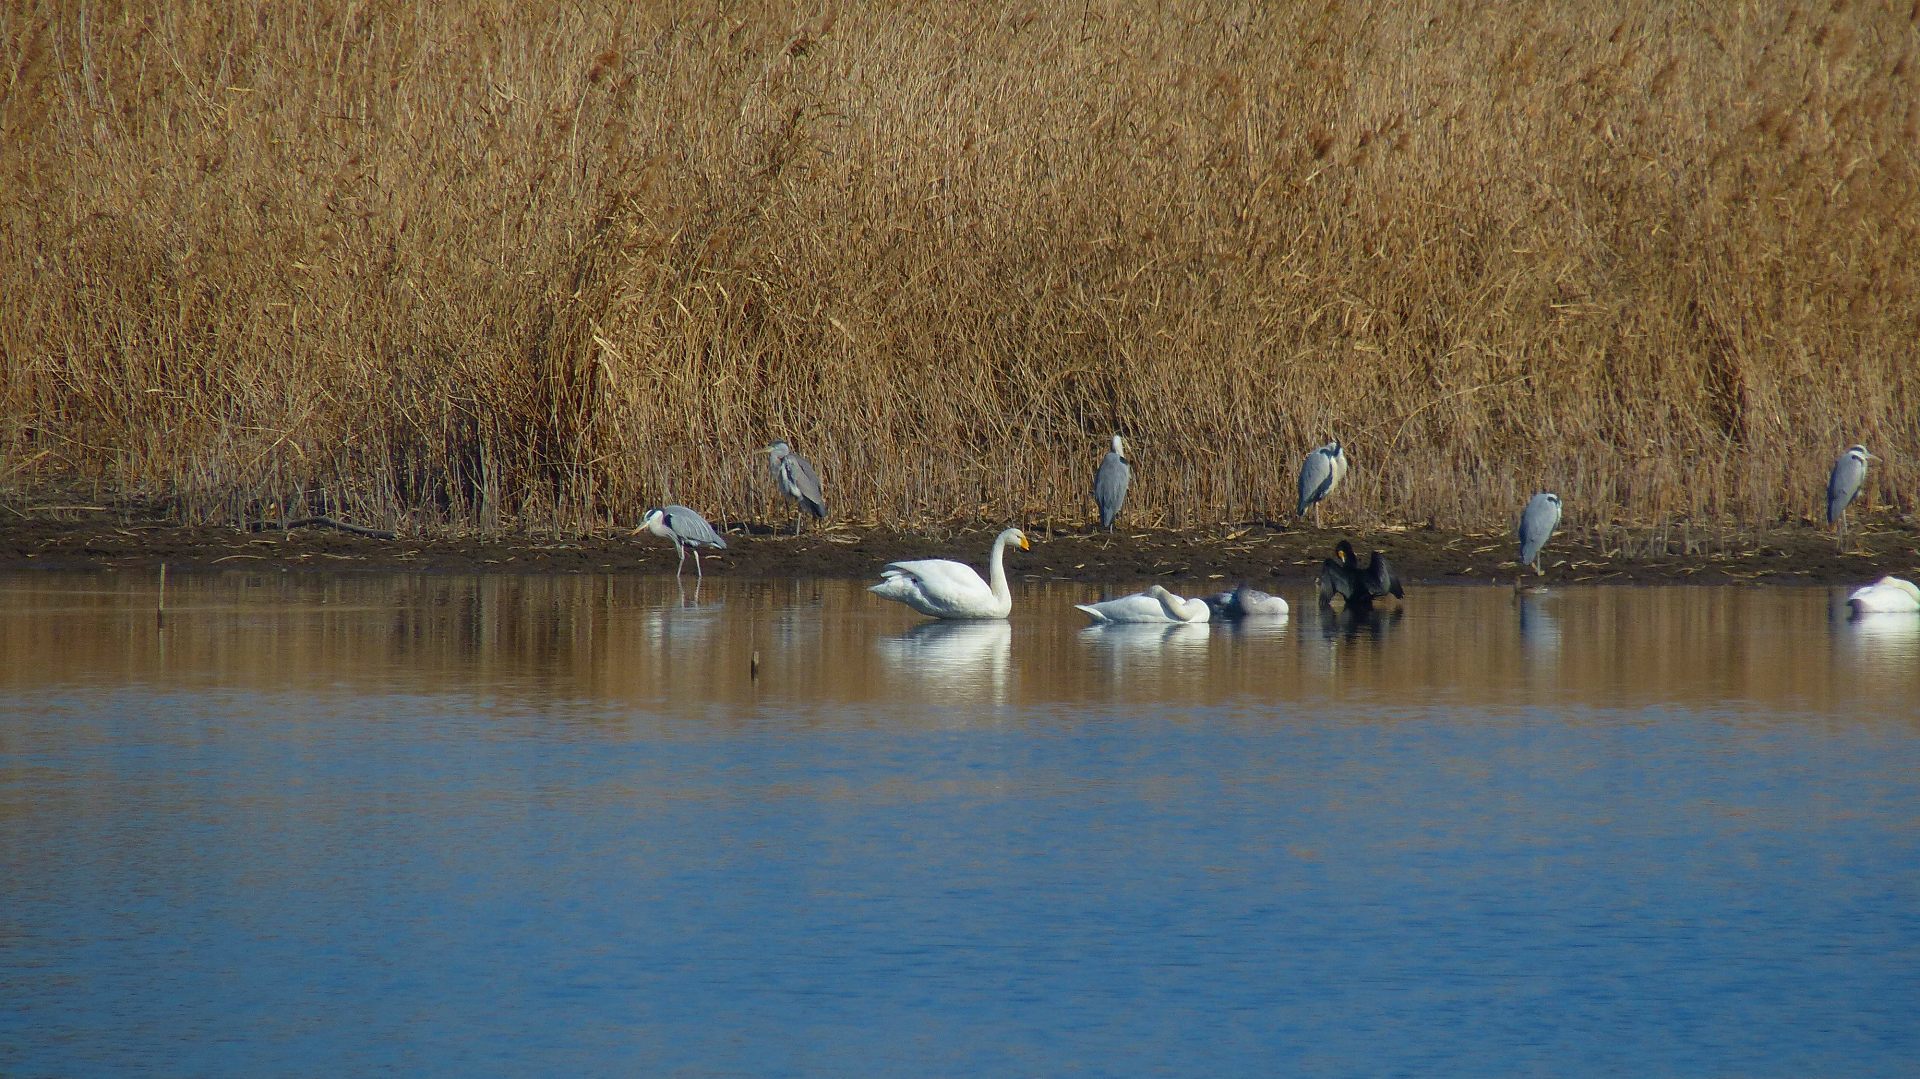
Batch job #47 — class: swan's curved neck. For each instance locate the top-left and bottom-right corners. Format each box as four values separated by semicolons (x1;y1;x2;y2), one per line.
987;532;1013;603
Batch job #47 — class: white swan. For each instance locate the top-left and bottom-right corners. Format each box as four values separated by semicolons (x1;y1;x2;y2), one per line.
1846;576;1920;614
1075;584;1212;624
869;527;1030;619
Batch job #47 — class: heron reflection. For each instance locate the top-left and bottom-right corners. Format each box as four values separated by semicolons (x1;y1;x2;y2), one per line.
1516;590;1560;672
640;583;724;651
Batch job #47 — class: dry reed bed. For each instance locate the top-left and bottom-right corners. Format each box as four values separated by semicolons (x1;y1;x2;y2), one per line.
2;0;1916;536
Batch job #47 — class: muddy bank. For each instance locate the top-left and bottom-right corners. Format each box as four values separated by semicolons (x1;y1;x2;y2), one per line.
3;503;1916;586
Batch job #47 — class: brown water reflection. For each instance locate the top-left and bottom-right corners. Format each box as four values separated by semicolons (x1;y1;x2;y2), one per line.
2;572;1913;717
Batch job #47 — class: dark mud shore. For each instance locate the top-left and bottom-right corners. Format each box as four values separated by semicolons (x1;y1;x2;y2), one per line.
3;503;1916;586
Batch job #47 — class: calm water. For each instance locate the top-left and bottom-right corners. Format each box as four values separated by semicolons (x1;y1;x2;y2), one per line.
2;571;1918;1076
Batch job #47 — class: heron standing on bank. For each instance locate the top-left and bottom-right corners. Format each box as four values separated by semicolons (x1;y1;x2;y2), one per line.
1517;492;1562;577
637;505;729;579
1093;434;1131;533
763;440;826;535
1826;444;1877;549
1296;440;1348;528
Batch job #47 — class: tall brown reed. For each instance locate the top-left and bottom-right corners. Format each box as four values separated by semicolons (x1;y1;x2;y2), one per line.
3;1;1915;535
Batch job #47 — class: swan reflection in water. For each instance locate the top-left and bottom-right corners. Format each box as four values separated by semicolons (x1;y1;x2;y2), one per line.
1078;622;1214;685
1828;577;1920;661
1078;621;1214;652
1841;609;1920;660
1217;607;1291;640
875;619;1013;702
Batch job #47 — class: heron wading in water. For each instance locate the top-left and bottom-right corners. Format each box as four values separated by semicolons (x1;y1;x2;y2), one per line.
763;440;826;535
637;505;728;579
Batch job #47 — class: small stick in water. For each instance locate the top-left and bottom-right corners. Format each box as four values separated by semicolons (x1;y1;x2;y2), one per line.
750;650;760;681
157;562;167;629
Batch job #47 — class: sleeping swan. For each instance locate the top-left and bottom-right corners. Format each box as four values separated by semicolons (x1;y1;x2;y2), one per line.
1075;584;1212;624
869;527;1030;619
1203;583;1290;620
1846;576;1920;614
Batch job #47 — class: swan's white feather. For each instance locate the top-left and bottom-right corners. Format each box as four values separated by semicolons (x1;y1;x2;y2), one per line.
1075;586;1210;624
868;528;1028;619
1846;576;1920;614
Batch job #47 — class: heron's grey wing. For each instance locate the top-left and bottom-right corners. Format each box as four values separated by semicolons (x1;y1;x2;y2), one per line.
1297;451;1332;515
1517;504;1540;561
1094;453;1131;525
667;505;728;549
786;454;826;517
1826;455;1865;522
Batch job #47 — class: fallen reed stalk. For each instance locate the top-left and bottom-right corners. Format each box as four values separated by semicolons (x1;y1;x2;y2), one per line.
2;0;1915;537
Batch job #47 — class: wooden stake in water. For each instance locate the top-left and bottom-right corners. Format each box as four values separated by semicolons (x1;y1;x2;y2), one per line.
157;561;167;629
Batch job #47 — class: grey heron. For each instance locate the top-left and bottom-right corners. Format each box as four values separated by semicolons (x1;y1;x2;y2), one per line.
763;440;826;534
1296;439;1348;527
1826;444;1877;547
1093;434;1131;532
1517;492;1562;576
637;505;729;579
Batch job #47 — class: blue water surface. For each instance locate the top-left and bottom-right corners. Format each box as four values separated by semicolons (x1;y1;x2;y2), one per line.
2;577;1917;1077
